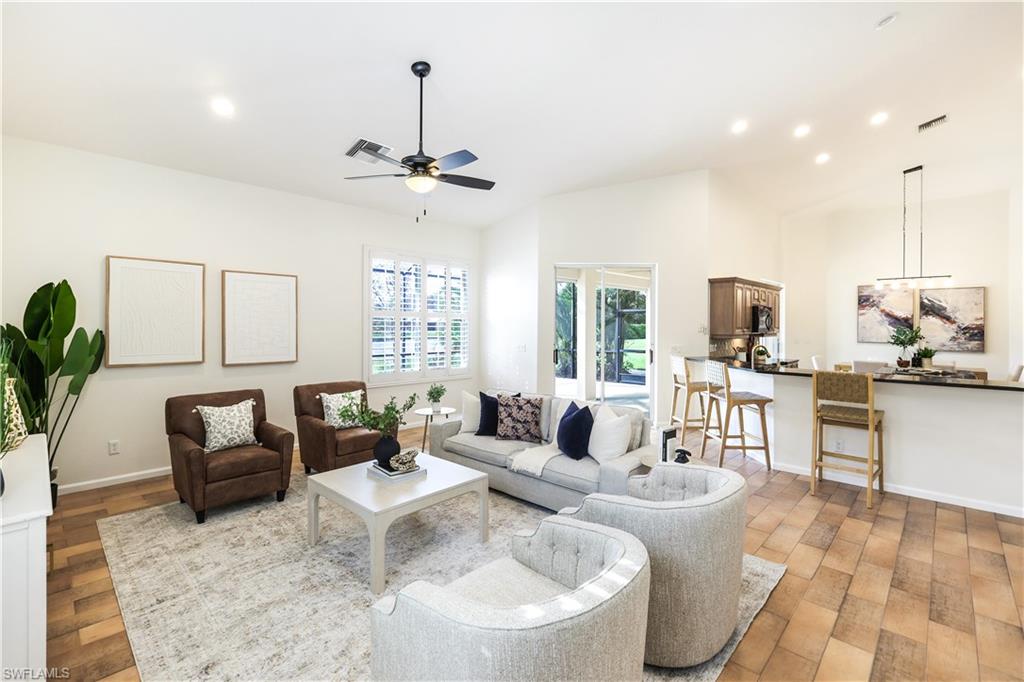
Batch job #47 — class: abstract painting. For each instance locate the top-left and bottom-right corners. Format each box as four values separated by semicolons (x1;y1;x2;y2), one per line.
857;285;914;343
222;270;298;365
919;287;985;352
106;256;205;366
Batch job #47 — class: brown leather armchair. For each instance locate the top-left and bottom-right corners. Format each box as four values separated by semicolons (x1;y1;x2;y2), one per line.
165;388;294;524
293;381;381;473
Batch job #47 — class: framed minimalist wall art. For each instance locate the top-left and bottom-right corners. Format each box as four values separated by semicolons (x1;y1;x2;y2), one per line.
919;287;985;352
221;270;298;365
856;285;914;343
106;256;205;367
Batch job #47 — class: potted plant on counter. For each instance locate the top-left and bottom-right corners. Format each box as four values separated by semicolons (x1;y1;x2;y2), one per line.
337;393;418;471
426;383;447;413
889;326;923;368
917;346;936;369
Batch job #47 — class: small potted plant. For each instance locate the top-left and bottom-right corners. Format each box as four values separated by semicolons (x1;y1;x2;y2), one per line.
889;326;924;368
338;393;418;471
917;346;936;369
426;383;447;413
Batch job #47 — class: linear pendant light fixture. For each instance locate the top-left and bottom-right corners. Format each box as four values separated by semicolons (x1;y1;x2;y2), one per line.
875;165;952;289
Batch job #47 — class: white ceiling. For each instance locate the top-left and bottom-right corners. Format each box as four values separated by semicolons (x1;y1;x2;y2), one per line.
3;2;1021;227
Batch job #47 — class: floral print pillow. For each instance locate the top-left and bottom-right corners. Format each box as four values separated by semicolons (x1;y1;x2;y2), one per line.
320;390;362;429
194;399;258;453
496;395;544;443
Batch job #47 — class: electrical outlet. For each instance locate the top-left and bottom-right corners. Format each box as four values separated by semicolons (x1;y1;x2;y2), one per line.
697;323;708;335
108;439;120;456
834;439;844;453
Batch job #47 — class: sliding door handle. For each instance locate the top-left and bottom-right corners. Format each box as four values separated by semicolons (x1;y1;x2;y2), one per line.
553;348;559;365
649;348;655;364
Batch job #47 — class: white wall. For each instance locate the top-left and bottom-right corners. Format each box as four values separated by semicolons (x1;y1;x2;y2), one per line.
479;170;784;425
479;206;540;393
2;137;481;490
781;187;1017;378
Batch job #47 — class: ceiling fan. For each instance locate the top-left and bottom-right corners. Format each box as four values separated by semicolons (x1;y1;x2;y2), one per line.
345;61;494;194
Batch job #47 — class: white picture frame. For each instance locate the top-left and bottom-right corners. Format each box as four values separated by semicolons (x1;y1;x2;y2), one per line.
106;256;205;367
221;270;298;366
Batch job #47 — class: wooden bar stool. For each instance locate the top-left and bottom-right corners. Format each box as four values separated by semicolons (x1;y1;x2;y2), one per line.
699;360;772;470
669;357;707;436
810;371;885;508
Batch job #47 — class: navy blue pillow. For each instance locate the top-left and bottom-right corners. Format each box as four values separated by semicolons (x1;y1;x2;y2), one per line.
476;392;520;436
557;403;594;460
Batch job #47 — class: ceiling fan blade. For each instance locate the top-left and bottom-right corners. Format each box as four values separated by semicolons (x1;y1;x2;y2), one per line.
344;174;407;180
438;174;495;190
429;149;478;173
362;148;412;169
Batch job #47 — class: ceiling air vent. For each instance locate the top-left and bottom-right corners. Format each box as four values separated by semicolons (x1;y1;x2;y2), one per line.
918;115;948;133
345;138;394;164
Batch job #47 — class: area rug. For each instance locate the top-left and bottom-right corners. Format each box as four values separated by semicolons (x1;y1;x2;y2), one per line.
98;474;785;681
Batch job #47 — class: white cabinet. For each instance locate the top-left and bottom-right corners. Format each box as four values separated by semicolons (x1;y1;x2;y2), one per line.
1;434;52;674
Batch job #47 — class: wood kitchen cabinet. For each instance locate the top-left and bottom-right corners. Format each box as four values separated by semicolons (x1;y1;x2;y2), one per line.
709;277;781;338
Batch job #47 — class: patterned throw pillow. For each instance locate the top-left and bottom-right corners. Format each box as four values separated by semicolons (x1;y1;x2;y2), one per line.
496;395;544;443
319;390;362;429
194;399;258;453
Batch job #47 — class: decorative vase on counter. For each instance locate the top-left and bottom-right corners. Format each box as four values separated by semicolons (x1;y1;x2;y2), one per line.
921;357;933;369
374;435;402;472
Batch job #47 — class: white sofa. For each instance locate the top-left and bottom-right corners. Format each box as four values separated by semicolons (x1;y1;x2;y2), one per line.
560;463;748;667
429;395;654;510
370;515;651;681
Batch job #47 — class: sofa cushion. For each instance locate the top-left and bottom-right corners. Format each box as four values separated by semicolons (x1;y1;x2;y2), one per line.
336;427;379;456
497;395;543;443
557;403;593;460
445;432;538;468
540;454;600;494
445;557;566;607
206;445;280;482
319;390;362;429
194;399;259;453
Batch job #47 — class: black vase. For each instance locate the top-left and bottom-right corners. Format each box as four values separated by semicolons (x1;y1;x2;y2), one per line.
374;435;401;471
0;469;4;497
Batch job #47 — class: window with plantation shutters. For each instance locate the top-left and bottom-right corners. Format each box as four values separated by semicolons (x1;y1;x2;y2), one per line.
365;248;471;385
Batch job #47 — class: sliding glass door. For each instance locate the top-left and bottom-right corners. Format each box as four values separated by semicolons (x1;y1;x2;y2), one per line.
554;265;654;415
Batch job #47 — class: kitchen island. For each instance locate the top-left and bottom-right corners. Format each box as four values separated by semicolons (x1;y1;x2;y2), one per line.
682;357;1024;516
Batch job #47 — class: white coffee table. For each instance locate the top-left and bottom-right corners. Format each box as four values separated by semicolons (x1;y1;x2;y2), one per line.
307;453;489;593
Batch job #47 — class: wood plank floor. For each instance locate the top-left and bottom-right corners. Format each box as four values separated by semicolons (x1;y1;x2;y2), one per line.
45;428;1023;681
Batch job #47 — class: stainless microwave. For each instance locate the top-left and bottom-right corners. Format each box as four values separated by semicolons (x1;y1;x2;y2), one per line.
751;305;775;334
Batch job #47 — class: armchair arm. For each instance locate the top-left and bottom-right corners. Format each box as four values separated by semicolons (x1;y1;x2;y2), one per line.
257;421;294;489
168;433;206;509
428;418;462;456
597;452;646;494
296;414;336;472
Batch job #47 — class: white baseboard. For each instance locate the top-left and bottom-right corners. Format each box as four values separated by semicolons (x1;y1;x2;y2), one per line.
58;466;172;495
770;461;1024;518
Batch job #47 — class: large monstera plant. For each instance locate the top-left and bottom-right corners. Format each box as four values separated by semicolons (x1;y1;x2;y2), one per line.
2;281;104;478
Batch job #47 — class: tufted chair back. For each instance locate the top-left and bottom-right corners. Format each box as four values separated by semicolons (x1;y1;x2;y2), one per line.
628;465;734;502
560;463;747;668
511;516;625;589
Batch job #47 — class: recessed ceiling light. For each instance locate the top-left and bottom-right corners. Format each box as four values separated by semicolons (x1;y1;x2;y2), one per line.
210;96;235;118
875;13;898;30
870;111;889;126
793;124;811;138
731;119;749;135
815;152;831;165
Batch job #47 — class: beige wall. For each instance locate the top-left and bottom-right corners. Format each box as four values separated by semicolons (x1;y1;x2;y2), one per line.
781;186;1019;378
2;137;482;490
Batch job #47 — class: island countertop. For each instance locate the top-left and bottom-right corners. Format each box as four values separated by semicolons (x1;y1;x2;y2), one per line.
684;356;1024;393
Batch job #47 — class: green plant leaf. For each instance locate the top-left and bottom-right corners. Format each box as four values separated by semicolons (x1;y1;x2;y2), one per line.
49;280;77;341
23;283;55;340
60;328;91;378
88;331;105;373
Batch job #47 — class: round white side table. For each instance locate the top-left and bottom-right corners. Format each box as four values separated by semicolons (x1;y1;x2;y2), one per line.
413;406;457;451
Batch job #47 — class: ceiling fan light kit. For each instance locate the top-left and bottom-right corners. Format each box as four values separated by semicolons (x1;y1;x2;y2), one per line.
344;61;495;194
